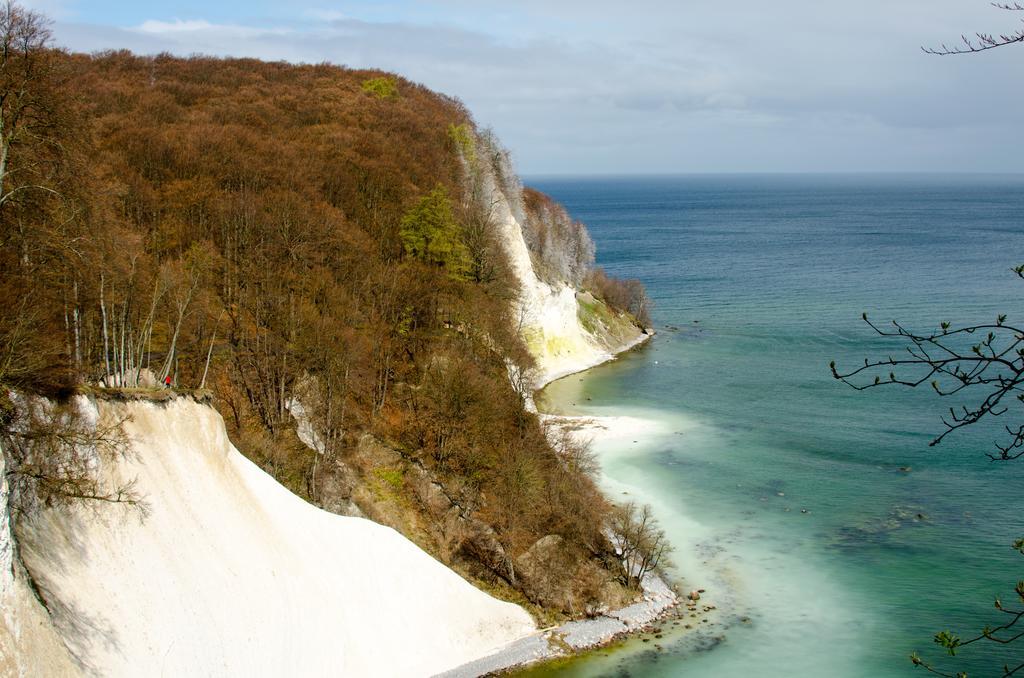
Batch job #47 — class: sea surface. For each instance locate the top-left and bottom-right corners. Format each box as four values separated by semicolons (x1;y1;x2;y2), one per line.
523;174;1024;677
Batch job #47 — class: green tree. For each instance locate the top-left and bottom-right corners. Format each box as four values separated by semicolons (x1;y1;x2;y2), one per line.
399;184;470;279
360;75;398;99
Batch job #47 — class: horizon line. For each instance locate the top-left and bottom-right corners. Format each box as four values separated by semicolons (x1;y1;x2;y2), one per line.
523;170;1024;177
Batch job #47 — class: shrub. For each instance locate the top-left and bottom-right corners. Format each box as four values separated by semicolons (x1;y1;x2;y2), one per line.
584;268;651;328
448;123;476;163
361;75;398;99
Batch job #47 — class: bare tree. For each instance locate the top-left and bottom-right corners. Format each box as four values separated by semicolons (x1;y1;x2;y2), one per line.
831;271;1024;461
2;396;142;519
0;0;76;397
0;1;63;210
158;250;204;384
835;7;1024;670
924;2;1024;55
608;501;672;590
833;266;1024;676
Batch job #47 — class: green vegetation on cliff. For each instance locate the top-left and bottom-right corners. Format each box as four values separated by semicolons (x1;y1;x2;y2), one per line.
400;185;472;279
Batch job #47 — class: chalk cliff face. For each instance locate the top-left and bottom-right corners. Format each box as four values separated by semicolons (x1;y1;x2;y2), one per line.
468;134;648;389
1;443;81;677
2;398;534;677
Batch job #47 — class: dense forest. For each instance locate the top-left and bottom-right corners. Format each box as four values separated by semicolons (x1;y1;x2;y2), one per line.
0;3;654;618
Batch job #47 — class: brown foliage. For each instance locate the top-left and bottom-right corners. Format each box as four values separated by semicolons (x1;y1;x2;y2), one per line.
0;2;632;613
585;267;652;328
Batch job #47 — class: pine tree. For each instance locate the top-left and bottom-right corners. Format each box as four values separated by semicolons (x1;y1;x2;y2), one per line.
399;185;470;280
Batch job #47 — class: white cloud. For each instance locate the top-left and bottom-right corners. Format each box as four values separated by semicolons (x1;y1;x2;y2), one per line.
301;8;348;23
46;1;1024;174
134;18;290;38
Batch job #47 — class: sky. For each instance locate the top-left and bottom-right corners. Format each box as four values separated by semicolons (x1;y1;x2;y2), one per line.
24;0;1024;175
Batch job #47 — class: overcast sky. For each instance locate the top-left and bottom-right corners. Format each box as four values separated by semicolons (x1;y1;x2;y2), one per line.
25;0;1024;175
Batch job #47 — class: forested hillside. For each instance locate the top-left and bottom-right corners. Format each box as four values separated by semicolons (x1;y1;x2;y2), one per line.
0;2;651;620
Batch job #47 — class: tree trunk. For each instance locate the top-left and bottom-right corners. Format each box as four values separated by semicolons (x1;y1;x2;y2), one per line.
199;328;217;390
160;284;195;382
72;279;81;369
100;274;110;383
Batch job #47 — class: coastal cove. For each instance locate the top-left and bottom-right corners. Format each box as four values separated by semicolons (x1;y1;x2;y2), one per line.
2;3;1023;675
515;174;1024;677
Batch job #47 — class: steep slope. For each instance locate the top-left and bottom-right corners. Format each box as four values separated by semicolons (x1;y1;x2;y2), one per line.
10;397;534;677
1;452;80;678
504;206;647;388
463;134;649;388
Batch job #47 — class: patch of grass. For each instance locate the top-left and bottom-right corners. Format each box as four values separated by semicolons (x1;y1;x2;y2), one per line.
373;466;405;491
577;292;639;342
368;465;411;506
577;295;605;335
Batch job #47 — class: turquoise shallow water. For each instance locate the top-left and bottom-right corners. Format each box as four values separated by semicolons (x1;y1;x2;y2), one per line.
524;175;1024;677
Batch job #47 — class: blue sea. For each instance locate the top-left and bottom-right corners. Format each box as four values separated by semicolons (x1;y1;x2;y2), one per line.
523;174;1024;677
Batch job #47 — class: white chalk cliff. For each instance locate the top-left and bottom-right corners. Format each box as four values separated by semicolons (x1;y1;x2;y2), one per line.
473;141;648;388
1;398;534;677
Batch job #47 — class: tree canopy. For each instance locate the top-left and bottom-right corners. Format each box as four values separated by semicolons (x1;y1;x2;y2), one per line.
400;184;471;279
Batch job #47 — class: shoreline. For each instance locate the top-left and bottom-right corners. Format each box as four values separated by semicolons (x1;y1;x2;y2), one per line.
439;328;716;678
437;571;681;678
533;329;654;392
